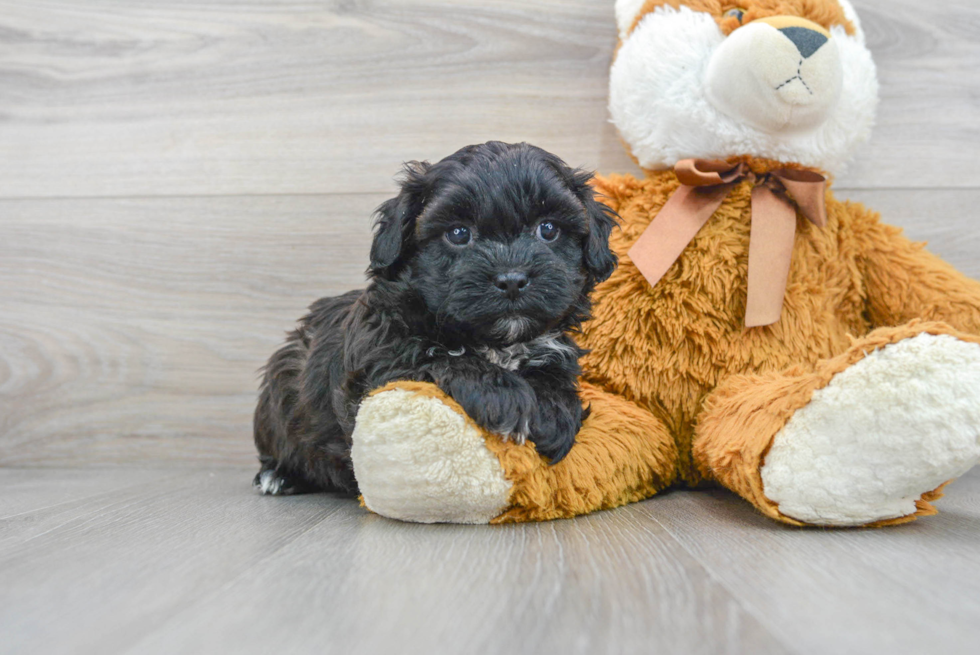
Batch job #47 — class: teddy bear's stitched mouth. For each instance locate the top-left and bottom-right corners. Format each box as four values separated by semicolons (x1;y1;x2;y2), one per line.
609;1;877;172
774;60;815;97
702;20;843;133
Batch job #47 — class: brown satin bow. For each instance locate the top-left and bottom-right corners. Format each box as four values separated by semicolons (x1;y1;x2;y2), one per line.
628;158;827;327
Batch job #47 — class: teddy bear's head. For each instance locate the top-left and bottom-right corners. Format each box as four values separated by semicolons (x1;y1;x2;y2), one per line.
610;0;878;175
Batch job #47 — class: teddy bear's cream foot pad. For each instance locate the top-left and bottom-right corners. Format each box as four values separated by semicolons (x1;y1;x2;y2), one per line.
761;334;980;526
351;387;511;524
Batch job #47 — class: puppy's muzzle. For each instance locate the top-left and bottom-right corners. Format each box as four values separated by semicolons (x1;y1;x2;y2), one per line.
493;270;530;301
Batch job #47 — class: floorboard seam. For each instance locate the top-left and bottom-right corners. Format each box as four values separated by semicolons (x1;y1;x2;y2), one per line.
638;504;803;655
0;470;194;523
0;191;394;202
1;186;977;203
114;500;351;655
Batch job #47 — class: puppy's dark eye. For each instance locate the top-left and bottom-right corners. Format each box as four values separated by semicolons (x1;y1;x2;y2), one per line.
445;226;471;246
536;221;560;243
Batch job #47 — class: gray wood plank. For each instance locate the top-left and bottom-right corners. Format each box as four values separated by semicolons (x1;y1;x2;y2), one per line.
0;468;176;519
937;465;980;518
0;194;378;467
0;0;977;197
122;499;789;655
637;467;980;655
838;187;980;279
845;0;980;189
2;470;979;655
0;0;636;198
0;469;343;655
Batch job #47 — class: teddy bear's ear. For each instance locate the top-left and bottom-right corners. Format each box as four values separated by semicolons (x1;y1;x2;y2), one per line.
615;0;648;38
369;161;431;279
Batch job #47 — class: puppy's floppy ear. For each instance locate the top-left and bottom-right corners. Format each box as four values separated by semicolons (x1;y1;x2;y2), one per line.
548;160;618;287
578;175;619;287
369;160;431;278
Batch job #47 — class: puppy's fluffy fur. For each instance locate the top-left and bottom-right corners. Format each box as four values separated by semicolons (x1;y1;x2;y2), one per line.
253;142;617;496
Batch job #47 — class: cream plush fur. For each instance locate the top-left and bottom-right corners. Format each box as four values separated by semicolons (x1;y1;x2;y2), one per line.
762;334;980;526
351;387;511;524
609;4;877;175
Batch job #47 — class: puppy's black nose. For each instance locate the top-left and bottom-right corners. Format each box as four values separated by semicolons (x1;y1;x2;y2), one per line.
493;271;529;300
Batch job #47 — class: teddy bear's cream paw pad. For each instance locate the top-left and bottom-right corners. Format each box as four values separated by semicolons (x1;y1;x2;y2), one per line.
350;388;511;524
761;333;980;526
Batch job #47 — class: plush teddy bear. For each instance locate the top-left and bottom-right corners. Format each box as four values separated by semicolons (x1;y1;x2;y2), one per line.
349;0;980;527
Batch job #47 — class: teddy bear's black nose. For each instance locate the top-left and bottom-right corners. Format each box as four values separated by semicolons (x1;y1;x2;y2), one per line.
493;271;529;300
780;27;828;59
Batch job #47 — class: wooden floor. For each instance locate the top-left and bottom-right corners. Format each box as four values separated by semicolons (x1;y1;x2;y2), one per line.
1;467;978;655
3;1;980;653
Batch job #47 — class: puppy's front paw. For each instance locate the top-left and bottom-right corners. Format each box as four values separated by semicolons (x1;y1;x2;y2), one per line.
253;469;300;496
500;419;531;445
473;394;535;446
528;395;582;463
448;375;536;445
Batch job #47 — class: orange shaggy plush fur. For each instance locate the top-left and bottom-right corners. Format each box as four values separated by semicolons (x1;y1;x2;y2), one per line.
353;0;980;527
364;160;980;525
583;164;980;490
625;0;855;37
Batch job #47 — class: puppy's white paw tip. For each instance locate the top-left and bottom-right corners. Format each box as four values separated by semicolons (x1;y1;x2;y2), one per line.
501;420;531;445
254;470;285;496
351;388;511;524
762;334;980;526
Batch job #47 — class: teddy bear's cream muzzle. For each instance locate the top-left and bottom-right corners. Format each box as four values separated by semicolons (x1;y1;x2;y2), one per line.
705;16;843;133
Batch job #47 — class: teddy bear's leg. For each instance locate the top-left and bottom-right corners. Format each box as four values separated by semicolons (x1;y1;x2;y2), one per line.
693;322;980;527
351;380;678;524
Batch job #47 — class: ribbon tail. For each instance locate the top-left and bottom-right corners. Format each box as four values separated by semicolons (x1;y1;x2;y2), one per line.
773;170;827;228
745;186;798;327
628;184;730;289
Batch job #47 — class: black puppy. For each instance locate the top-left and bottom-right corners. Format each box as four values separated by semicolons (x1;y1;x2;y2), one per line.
253;141;617;496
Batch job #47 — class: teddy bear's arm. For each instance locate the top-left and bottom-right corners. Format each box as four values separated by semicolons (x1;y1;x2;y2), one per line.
351;380;680;523
846;201;980;336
